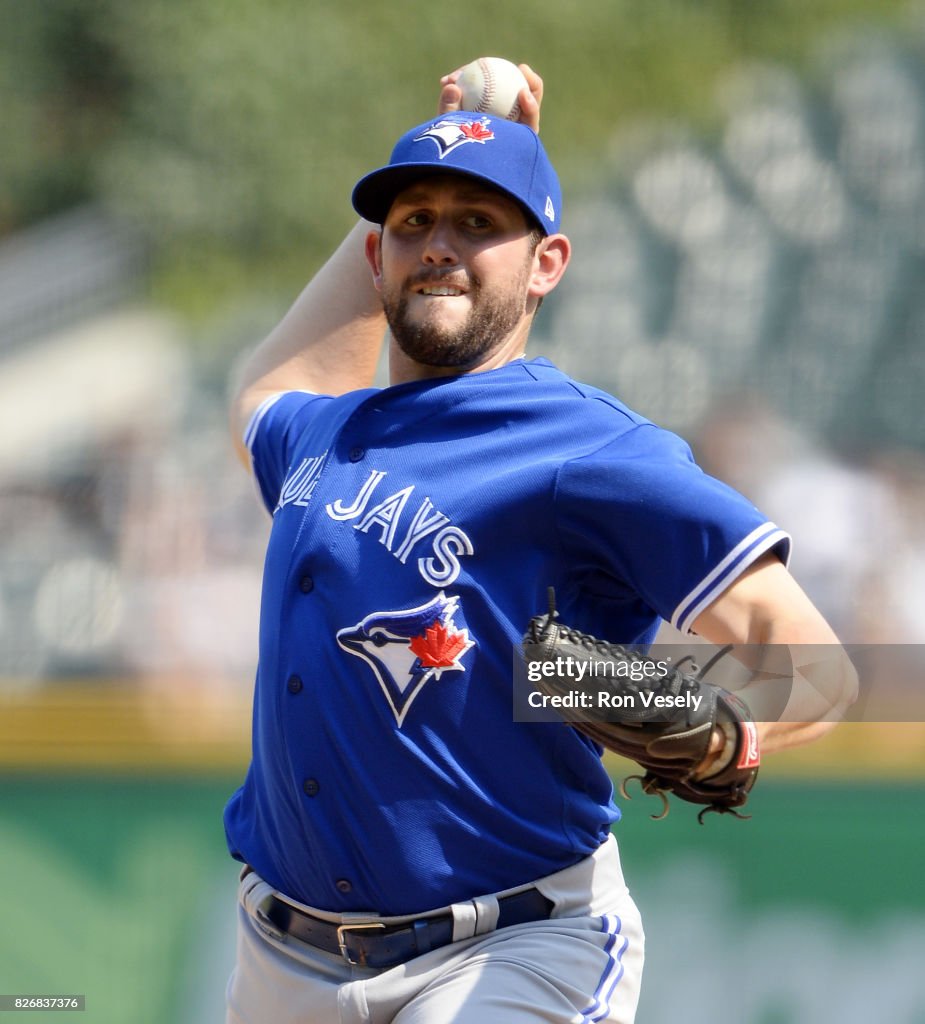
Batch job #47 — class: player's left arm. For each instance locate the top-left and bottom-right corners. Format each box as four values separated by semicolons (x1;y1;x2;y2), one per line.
691;551;858;758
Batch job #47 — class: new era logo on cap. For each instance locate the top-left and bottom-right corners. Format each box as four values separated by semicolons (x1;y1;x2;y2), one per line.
352;112;563;234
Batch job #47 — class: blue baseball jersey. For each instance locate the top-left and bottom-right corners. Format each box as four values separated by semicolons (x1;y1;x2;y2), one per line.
223;357;790;915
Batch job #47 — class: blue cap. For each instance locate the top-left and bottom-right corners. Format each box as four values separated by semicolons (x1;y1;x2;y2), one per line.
352;112;562;234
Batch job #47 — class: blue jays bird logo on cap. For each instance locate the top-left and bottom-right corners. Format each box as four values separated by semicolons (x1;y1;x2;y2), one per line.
336;592;475;725
414;117;496;160
352;111;562;232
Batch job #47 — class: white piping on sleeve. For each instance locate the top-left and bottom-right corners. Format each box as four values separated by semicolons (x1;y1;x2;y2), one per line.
670;523;792;635
242;390;317;453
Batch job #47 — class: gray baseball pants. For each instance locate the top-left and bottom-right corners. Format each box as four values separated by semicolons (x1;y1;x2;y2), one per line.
226;835;644;1023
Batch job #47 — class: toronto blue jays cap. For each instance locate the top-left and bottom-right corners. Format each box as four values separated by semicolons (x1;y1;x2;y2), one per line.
352;112;562;234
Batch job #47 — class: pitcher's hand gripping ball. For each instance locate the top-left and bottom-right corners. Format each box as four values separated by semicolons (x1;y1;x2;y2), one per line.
522;590;761;822
457;57;530;120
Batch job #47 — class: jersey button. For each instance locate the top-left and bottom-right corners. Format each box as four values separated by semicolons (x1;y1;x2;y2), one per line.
287;675;303;694
335;878;352;893
348;446;365;462
299;575;314;594
302;778;320;797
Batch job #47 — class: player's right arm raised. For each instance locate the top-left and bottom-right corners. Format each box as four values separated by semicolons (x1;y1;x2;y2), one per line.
229;218;387;468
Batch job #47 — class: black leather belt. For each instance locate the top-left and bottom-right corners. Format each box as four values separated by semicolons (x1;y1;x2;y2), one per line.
259;887;555;969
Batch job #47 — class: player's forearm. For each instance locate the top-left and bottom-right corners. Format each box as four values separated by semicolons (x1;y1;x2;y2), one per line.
692;554;858;757
753;635;858;755
230;220;386;459
697;635;855;773
729;611;858;755
239;219;386;397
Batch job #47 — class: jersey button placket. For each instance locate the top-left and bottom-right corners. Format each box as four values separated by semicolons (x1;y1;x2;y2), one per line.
299;575;314;594
348;446;365;463
302;778;320;797
287;674;303;694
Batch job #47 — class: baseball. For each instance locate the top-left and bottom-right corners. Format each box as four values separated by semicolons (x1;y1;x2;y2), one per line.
457;57;529;121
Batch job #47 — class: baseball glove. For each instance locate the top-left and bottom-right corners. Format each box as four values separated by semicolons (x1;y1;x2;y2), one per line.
522;589;760;822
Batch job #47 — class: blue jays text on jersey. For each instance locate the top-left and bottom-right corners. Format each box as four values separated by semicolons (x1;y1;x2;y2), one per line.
224;358;790;917
278;454;476;585
326;469;474;586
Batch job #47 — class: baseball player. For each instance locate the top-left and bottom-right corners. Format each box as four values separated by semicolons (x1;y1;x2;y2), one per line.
223;65;855;1024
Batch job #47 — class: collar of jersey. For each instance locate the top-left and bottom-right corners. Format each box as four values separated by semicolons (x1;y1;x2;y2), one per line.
375;356;556;400
333;357;556;434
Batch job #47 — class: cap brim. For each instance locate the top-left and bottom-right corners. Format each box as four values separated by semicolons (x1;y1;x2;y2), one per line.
352;163;542;230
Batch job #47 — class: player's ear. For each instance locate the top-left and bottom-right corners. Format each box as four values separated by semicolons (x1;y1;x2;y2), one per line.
528;233;570;299
364;229;384;290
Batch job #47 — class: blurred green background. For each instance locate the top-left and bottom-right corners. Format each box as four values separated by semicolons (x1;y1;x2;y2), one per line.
2;0;917;312
2;1;925;1021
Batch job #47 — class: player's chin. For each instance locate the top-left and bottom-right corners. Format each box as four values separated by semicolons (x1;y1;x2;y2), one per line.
408;300;473;337
392;325;488;369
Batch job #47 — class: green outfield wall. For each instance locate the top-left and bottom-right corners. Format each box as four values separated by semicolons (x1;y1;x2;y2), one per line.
1;775;923;1024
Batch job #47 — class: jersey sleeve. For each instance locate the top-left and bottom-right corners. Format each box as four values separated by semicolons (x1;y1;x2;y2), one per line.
554;423;791;634
243;390;332;514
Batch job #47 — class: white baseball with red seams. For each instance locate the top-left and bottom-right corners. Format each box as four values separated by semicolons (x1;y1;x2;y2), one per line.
457;57;529;120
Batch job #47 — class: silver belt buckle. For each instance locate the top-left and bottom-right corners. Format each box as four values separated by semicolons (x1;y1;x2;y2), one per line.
336;921;386;966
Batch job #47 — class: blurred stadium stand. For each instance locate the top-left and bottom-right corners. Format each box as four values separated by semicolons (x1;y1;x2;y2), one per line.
543;37;925;453
533;33;925;651
0;205;265;717
0;205;147;354
1;29;925;714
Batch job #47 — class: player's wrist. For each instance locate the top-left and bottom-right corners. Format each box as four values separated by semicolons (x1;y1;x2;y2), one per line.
693;725;736;779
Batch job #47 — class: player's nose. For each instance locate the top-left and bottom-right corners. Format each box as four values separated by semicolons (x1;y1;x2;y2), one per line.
421;221;459;265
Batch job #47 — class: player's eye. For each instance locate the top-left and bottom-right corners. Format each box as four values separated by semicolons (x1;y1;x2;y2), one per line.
404;212;432;227
464;214;492;229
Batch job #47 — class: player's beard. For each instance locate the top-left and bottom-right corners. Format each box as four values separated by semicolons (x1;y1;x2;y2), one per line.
382;267;530;369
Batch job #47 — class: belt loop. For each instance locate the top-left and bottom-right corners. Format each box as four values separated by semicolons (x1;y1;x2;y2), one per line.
472;894;500;936
413;919;432;955
239;869;267;907
241;876;286;942
450;901;478;941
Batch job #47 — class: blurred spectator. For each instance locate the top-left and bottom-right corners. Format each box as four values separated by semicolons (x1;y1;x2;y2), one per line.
114;421;266;687
0;397;267;690
858;448;925;644
691;393;899;642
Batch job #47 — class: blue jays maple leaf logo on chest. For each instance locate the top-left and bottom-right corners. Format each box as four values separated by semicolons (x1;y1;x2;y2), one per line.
336;592;475;725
